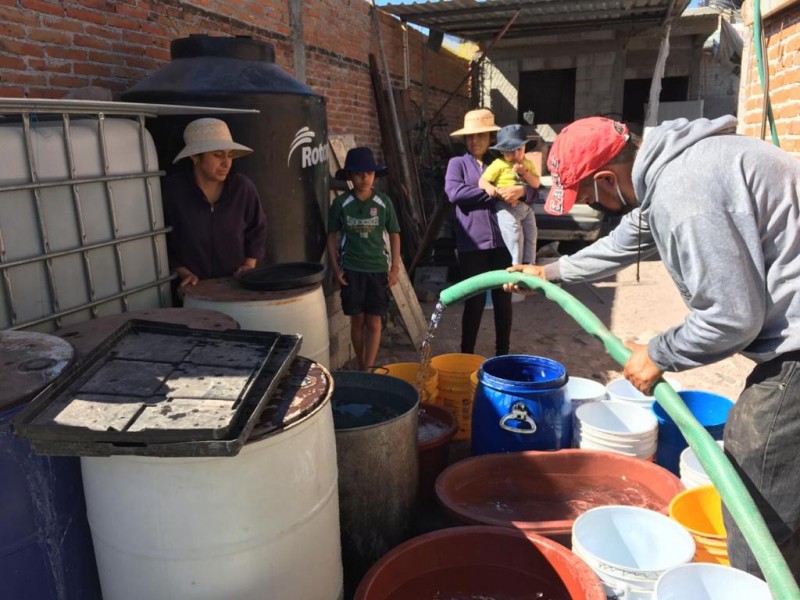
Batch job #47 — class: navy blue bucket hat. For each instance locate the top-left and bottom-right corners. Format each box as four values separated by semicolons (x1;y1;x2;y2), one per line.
490;124;529;152
335;147;388;180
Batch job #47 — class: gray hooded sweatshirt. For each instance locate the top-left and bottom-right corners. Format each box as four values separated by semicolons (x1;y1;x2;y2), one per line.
545;116;800;371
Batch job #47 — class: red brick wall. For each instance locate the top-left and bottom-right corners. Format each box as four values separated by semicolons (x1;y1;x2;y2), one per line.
0;0;470;154
738;4;800;155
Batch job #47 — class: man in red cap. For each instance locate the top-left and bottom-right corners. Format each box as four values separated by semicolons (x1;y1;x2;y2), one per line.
507;115;800;579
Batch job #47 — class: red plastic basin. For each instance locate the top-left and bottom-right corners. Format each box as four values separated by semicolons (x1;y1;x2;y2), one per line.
355;525;605;600
436;449;685;545
417;403;458;500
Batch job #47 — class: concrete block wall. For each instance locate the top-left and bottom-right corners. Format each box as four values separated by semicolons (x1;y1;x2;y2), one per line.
738;3;800;155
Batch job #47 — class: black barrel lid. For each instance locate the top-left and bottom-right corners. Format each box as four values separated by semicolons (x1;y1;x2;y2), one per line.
0;331;74;413
237;262;326;291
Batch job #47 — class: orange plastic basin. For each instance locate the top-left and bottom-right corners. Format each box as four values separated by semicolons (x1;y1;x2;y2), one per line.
355;525;605;600
436;449;685;545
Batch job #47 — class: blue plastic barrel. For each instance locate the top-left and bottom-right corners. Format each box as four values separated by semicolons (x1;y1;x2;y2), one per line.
471;355;570;455
0;331;101;600
652;390;734;475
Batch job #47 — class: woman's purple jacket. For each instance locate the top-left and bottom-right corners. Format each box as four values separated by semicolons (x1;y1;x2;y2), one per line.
444;153;538;253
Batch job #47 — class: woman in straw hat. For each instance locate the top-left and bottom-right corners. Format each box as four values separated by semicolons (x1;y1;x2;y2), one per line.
163;118;267;292
445;108;539;355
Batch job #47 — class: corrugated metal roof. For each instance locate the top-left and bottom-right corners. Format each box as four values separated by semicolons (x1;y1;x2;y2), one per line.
381;0;693;41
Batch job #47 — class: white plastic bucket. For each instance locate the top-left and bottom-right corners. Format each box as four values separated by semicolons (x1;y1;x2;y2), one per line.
81;364;342;600
565;376;607;409
605;377;682;408
679;441;725;489
572;505;696;600
654;563;771;599
573;401;658;460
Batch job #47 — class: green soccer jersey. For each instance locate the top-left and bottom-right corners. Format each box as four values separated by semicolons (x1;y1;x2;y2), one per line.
328;191;401;272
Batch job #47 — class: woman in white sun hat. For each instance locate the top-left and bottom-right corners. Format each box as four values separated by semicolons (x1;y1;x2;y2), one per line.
163;118;267;293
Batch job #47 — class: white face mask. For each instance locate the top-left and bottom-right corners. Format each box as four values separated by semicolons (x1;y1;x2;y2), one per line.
591;178;634;216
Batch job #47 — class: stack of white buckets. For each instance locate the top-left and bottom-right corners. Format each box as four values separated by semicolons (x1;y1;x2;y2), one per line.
571;505;773;599
679;441;723;488
566;378;773;599
569;376;679;460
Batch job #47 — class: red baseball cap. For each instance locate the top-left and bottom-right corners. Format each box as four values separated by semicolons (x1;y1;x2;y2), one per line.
544;117;630;215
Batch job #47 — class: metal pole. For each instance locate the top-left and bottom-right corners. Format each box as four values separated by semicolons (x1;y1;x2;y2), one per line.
371;2;421;230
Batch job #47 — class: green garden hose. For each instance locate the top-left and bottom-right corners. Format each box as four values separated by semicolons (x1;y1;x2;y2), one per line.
439;270;800;599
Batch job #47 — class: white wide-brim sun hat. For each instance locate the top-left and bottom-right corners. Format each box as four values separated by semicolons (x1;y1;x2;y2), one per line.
173;118;253;163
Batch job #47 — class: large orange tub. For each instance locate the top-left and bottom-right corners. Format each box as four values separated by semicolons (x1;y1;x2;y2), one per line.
436;449;685;546
355;525;605;600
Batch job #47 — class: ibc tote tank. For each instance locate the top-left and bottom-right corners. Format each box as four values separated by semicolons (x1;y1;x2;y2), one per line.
121;35;328;265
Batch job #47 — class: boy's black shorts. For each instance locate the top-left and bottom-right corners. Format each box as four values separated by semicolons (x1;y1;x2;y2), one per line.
340;269;389;317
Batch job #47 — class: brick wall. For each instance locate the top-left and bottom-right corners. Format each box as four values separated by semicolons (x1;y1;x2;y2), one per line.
0;0;471;369
738;2;800;155
0;0;470;157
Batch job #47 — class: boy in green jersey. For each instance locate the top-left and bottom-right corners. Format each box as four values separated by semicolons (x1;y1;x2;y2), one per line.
327;147;401;370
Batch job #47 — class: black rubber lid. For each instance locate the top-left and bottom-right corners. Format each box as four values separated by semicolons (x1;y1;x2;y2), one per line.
171;35;275;63
238;262;326;291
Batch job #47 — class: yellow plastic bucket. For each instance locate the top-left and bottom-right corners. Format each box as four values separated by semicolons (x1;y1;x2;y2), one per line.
373;362;438;404
431;354;486;440
669;484;729;565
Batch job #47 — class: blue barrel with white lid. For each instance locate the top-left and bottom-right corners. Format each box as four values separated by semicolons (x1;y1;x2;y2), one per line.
471;355;570;455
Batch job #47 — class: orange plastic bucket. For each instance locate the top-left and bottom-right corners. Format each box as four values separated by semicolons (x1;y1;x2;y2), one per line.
430;353;486;440
669;484;728;564
372;362;437;405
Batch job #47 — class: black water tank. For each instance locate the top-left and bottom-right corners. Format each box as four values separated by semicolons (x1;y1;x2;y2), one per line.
122;35;328;264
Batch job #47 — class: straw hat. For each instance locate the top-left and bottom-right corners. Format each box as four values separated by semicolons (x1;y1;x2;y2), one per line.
450;108;501;137
173;118;253;164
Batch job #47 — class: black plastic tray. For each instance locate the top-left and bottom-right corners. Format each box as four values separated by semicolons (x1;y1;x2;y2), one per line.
18;334;302;457
12;320;294;446
237;262;326;291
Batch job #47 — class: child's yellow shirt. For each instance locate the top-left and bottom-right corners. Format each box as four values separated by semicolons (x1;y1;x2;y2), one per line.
483;157;538;188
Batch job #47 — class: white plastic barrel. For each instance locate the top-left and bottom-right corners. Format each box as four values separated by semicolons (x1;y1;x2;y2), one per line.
572;505;696;600
0;117;170;331
80;361;342;600
654;563;772;599
573;400;658;460
183;278;330;368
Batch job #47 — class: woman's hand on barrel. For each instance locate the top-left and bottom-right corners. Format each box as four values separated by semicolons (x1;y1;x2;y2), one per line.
502;264;546;295
623;341;663;395
175;267;199;288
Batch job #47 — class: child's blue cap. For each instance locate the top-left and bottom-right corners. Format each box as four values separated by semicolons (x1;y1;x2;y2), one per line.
490;124;529;152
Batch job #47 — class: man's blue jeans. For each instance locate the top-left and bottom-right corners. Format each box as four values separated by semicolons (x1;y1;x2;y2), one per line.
723;352;800;579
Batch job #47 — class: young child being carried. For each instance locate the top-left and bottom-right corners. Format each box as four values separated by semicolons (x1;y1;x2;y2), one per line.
479;124;540;265
327;147;401;371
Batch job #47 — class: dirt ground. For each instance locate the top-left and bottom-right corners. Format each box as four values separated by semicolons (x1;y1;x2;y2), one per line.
377;254;754;402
